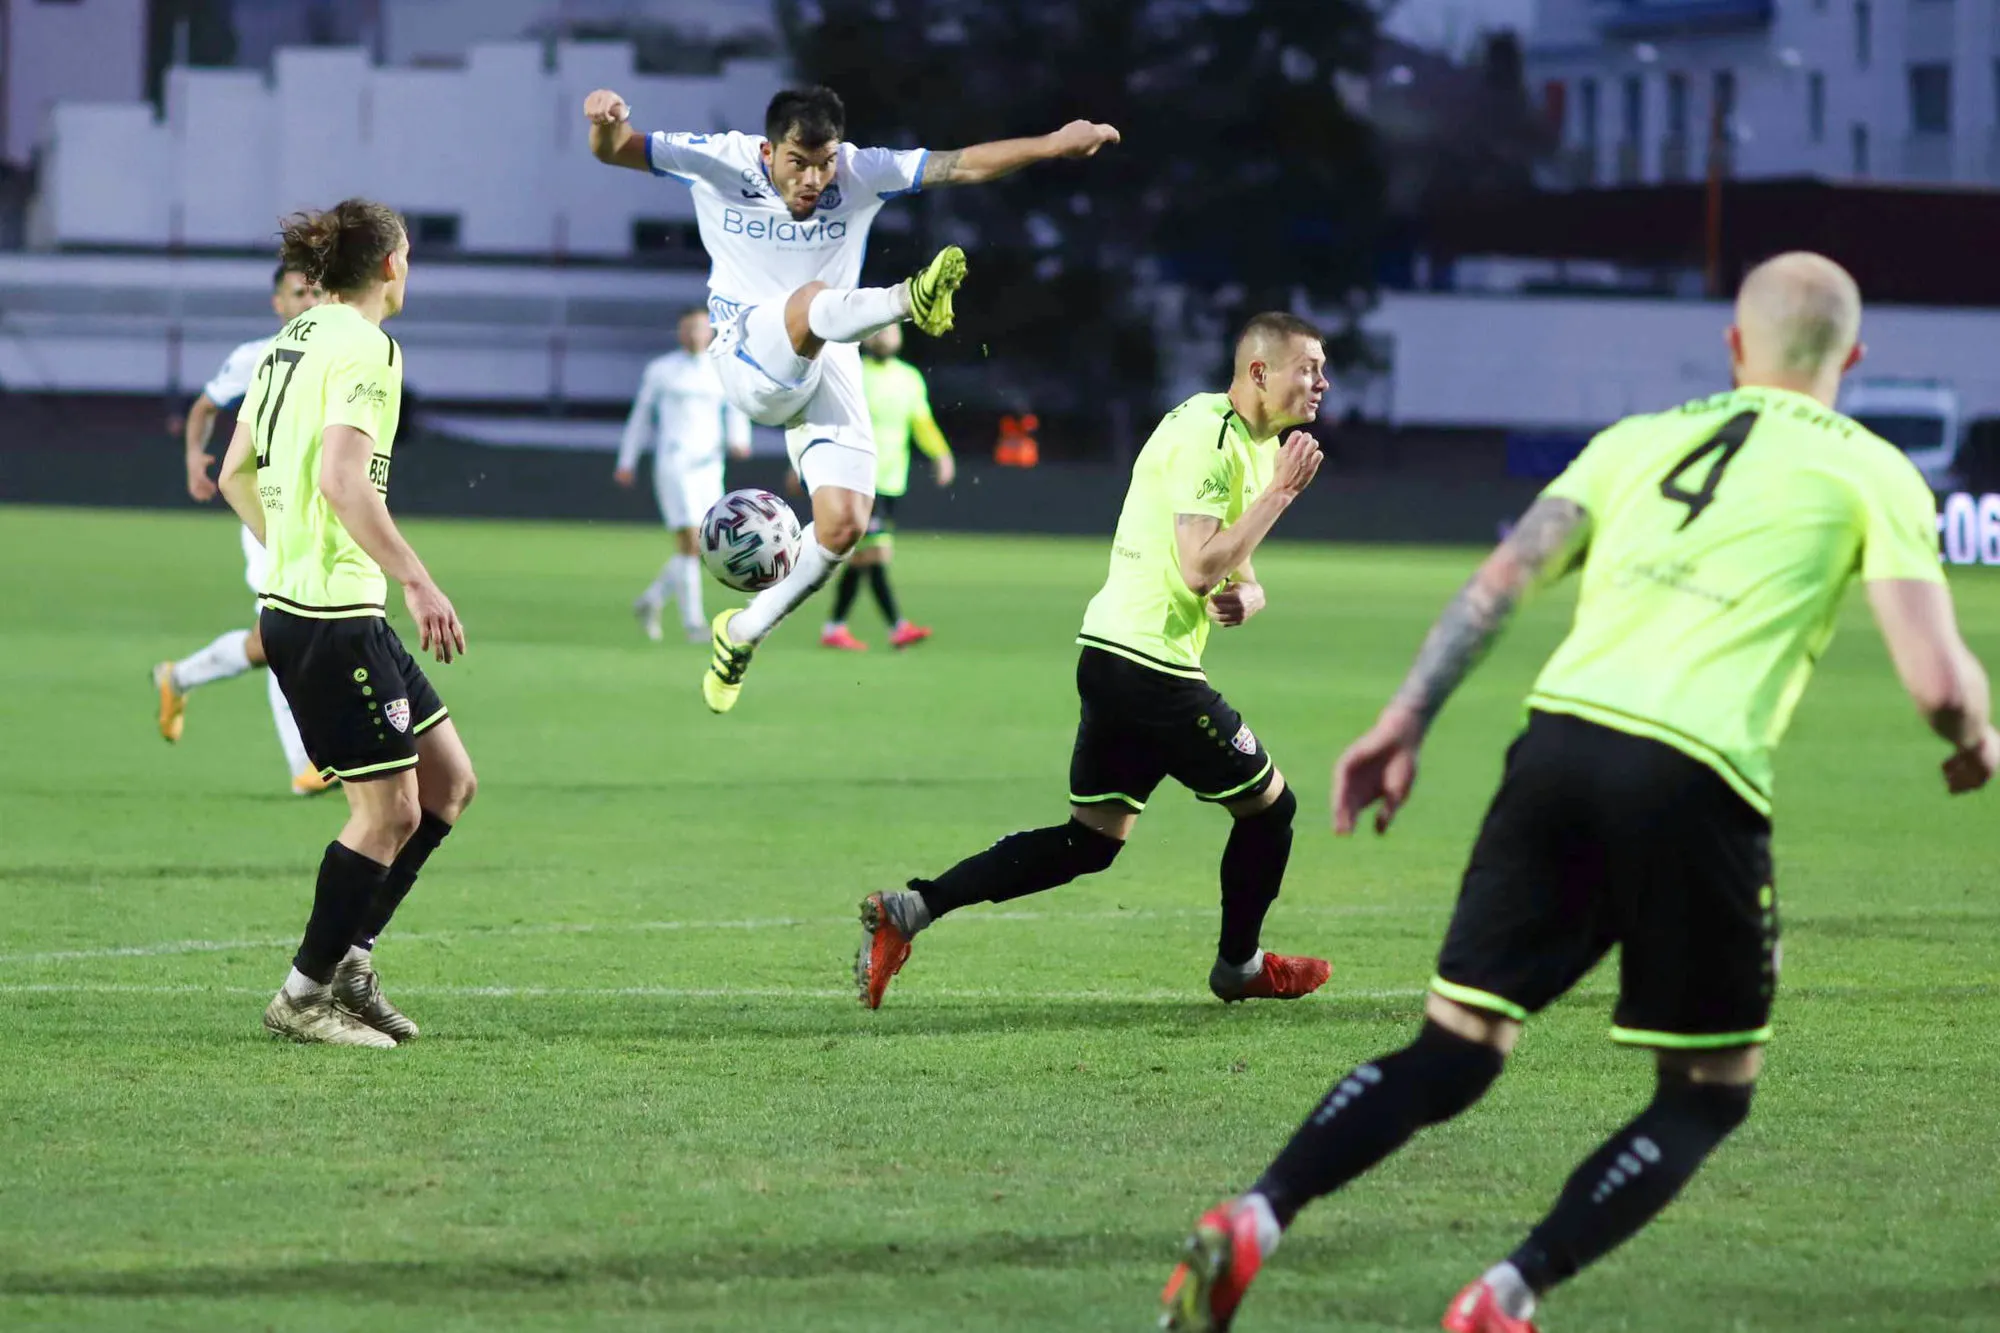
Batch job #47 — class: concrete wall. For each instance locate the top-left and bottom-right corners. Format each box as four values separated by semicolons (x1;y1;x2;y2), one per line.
3;0;147;167
1365;291;2000;428
36;40;782;254
0;252;705;401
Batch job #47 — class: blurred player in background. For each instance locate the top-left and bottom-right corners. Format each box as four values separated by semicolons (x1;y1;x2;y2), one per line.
154;264;328;795
821;324;953;651
856;313;1330;1010
1162;254;1999;1333
585;83;1118;713
616;308;751;644
217;200;476;1048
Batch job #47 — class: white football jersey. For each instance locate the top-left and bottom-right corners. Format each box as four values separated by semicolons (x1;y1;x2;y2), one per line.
644;130;927;326
203;336;272;408
617;349;751;471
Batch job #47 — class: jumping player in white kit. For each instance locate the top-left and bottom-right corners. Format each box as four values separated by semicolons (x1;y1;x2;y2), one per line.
154;264;329;795
615;308;752;643
584;84;1118;713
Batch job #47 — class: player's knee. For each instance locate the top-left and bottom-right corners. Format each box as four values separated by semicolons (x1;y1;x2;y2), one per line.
1655;1069;1755;1137
371;788;423;847
439;765;477;819
814;511;867;553
1063;817;1124;875
1237;781;1296;829
1403;1019;1507;1124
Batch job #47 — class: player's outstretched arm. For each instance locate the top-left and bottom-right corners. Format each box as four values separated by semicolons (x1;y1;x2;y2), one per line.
216;418;263;543
919;120;1120;188
583;90;650;172
321;425;466;664
1867;579;1998;791
1332;496;1590;835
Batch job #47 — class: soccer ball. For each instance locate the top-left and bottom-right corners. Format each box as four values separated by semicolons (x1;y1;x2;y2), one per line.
699;488;804;592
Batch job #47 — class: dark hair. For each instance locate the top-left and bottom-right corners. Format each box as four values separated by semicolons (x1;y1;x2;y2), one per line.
271;262;298;289
765;86;844;147
1235;311;1323;353
278;198;405;295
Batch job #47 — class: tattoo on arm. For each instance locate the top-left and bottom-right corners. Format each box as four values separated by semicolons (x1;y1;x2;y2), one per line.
920;148;965;188
1392;497;1590;725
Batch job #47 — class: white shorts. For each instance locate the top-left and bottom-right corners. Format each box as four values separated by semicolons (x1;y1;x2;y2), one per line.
655;459;725;530
710;303;877;498
241;524;267;598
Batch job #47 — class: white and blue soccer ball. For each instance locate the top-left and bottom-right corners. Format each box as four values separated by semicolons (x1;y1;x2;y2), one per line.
700;488;803;593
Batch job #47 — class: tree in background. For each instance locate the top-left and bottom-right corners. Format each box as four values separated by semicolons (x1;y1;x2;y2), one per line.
777;0;1383;452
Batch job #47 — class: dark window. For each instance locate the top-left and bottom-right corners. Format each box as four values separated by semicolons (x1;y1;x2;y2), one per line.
407;213;461;252
1622;74;1644;143
1667;72;1689;139
632;219;702;255
1855;0;1871;68
1909;63;1951;133
1808;72;1826;142
1579;77;1599;147
1851;122;1870;175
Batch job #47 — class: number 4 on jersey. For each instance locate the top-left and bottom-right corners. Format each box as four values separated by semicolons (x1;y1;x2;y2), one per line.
1659;410;1757;530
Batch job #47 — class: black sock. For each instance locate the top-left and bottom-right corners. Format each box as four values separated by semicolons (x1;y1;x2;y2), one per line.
294;842;390;983
1254;1021;1504;1225
1509;1073;1753;1293
354;812;453;950
1218;785;1295;965
915;817;1122;920
831;565;863;623
868;563;902;626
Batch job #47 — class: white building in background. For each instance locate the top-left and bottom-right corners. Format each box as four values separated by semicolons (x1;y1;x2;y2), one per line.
1;0;147;167
1528;0;1999;186
33;41;782;256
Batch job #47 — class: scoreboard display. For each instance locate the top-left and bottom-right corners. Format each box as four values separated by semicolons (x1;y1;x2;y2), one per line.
1938;492;2000;566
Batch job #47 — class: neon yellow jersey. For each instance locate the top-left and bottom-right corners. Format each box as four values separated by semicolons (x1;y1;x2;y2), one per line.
245;302;404;619
864;355;938;497
1077;393;1277;677
1530;385;1945;814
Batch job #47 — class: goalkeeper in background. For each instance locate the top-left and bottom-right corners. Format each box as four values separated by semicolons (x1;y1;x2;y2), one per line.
821;324;955;651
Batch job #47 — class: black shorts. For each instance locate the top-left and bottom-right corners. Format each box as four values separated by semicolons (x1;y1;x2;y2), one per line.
864;492;899;541
1067;647;1275;812
1434;710;1778;1048
258;609;449;783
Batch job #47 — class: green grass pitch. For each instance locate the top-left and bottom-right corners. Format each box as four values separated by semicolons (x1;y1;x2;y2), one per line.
3;503;1998;1332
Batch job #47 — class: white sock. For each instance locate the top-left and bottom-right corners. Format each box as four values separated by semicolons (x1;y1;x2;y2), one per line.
267;669;312;777
171;629;252;692
642;560;674;609
1481;1261;1537;1320
729;524;848;644
672;553;705;631
282;966;327;1001
806;286;910;344
1213;949;1265;987
342;944;371;967
1241;1192;1283;1258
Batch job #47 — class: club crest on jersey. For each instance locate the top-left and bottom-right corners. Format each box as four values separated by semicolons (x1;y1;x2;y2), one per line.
816;182;843;211
1231;724;1257;755
385;698;410;733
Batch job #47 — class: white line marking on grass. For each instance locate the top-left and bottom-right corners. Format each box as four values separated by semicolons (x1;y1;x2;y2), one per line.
5;981;1987;1006
0;904;1430;967
0;981;1432;1004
